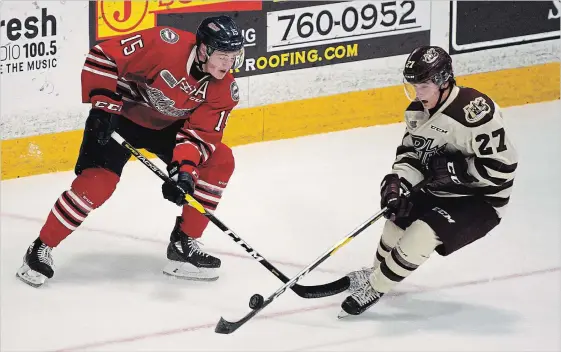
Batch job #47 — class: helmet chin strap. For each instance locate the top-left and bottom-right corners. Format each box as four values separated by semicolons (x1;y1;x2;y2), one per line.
428;83;451;115
436;83;452;106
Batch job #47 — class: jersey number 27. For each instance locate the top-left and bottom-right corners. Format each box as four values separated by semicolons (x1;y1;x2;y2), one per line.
475;127;507;155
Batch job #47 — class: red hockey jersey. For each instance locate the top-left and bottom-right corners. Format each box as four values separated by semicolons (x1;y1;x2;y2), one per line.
81;26;239;168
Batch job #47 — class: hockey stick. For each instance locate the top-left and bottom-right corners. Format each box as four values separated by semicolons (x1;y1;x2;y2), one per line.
214;180;429;334
111;131;349;298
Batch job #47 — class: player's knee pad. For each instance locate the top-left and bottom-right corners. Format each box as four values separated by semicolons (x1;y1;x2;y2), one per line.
202;143;235;181
381;220;406;250
396;220;441;266
71;168;120;209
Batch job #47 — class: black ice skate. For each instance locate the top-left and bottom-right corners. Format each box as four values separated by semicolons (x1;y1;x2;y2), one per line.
16;237;54;288
162;217;221;281
338;272;384;318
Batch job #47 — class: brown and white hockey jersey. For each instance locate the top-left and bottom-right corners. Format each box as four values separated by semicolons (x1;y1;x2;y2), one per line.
392;85;518;218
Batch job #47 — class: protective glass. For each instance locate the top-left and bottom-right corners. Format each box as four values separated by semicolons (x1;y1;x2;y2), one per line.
403;78;439;102
208;47;245;70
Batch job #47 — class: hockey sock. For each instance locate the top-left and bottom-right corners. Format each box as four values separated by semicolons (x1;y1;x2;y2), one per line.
39;168;119;247
370;220;441;293
180;180;226;238
373;220;406;269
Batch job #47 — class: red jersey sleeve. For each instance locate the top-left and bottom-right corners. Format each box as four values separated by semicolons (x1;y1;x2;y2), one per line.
172;78;239;172
81;27;187;103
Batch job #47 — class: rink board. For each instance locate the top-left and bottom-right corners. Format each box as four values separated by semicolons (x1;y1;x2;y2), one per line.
1;62;559;180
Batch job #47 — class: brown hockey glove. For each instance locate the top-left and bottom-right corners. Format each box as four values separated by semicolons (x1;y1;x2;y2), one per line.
380;174;413;221
426;152;476;188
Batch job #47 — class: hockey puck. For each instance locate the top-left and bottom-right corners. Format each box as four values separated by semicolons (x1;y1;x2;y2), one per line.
249;294;264;309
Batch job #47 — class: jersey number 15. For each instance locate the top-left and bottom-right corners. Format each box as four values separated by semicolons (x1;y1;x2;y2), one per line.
215;111;230;132
120;34;144;56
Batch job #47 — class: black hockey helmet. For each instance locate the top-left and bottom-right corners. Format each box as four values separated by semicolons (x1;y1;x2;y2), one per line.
403;46;454;88
196;15;245;69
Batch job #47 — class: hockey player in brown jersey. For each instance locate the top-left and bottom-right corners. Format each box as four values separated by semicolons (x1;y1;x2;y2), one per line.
339;46;518;317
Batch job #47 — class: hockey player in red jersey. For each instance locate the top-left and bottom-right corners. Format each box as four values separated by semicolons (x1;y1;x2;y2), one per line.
16;15;245;287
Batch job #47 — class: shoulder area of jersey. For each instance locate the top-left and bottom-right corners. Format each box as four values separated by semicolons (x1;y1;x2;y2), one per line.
208;74;240;104
443;86;497;127
151;26;195;45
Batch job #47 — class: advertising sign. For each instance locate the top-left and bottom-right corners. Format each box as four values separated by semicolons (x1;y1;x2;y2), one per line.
1;6;60;75
90;1;431;77
450;1;560;54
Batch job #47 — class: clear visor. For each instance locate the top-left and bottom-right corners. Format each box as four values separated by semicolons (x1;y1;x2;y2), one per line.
402;78;439;102
208;47;245;70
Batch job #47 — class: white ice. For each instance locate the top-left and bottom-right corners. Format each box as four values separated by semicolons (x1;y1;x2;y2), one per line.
1;100;560;351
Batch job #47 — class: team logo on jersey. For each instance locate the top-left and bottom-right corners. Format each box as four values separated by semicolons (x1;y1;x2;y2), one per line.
144;85;190;117
160;28;179;44
411;135;447;165
160;70;181;87
422;48;439;64
230;81;240;102
463;97;491;123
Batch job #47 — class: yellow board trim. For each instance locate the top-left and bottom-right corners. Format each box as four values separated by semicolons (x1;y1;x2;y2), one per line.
1;63;559;180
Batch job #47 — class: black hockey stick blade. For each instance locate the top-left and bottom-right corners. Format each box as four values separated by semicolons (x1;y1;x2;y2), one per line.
291;276;350;298
215;292;275;334
215;312;254;335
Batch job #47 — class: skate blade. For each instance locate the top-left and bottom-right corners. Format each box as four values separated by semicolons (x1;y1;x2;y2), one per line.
162;261;219;281
337;310;350;319
16;264;47;288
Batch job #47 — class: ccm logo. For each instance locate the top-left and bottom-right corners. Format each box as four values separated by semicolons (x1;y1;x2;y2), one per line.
94;101;122;112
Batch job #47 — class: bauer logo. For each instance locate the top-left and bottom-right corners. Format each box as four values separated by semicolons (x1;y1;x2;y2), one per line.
1;7;59;75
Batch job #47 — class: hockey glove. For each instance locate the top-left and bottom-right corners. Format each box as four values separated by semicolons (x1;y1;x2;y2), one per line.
88;109;116;146
89;89;123;146
380;174;413;221
162;163;196;206
426;152;476;188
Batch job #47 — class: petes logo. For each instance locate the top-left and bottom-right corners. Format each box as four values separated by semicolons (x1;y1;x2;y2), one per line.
160;28;179;44
463;97;491;123
411;135;446;165
422;48;439;63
